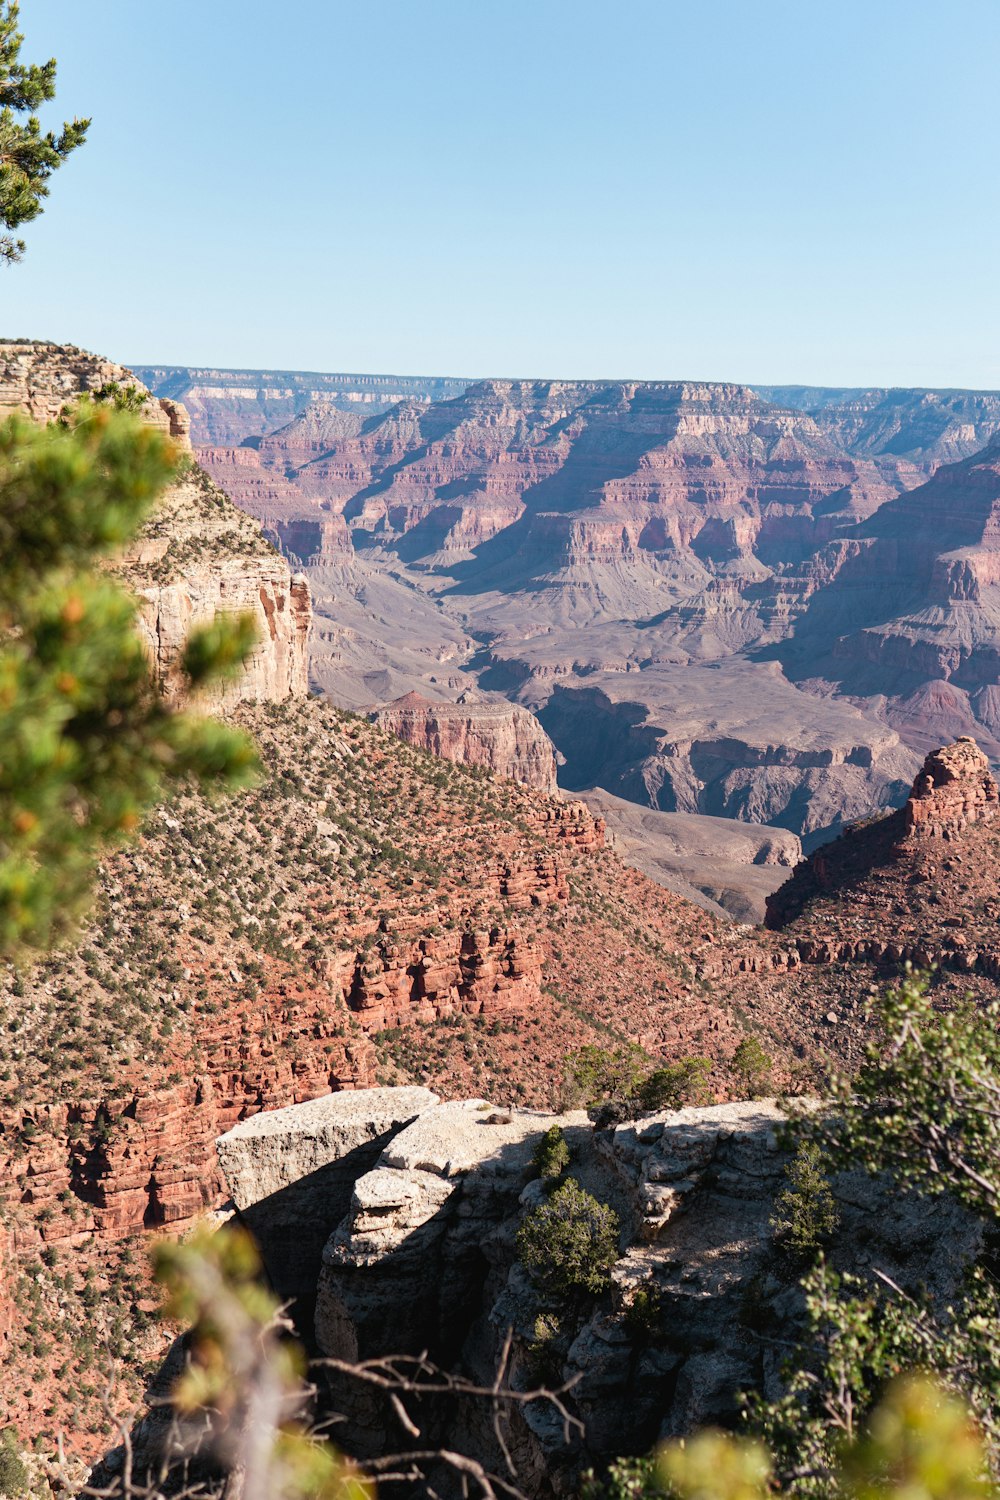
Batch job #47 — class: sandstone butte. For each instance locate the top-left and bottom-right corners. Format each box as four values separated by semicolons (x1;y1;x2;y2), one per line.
4;344;1000;1459
187;375;1000;842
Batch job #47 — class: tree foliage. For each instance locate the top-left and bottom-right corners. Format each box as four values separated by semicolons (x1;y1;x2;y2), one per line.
154;1227;372;1500
563;1043;713;1122
747;1260;1000;1497
0;1;89;262
532;1123;571;1181
0;402;259;954
516;1178;620;1301
815;970;1000;1217
661;1376;992;1500
732;1035;773;1098
770;1140;839;1257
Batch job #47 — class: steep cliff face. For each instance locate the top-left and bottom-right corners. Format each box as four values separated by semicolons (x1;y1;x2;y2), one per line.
775;439;1000;758
370;691;560;793
0;341;311;708
756;384;1000;466
211;378;917;573
204;1089;978;1495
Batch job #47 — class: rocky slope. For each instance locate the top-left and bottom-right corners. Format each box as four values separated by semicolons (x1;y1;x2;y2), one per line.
766;736;1000;954
0;697;789;1453
7;705;1000;1454
370;690;559;793
188;1086;978;1496
1;342;311;708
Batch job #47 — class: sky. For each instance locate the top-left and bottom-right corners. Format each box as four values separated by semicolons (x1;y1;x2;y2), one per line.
6;0;1000;387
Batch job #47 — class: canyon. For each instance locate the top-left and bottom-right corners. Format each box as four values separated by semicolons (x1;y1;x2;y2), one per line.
7;345;1000;1469
162;370;1000;852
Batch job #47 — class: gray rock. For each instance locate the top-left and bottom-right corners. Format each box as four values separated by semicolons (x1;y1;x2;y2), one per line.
215;1085;438;1334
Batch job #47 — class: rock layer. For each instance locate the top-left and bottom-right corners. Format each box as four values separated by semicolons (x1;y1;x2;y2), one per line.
370;691;559;792
217;1087;438;1326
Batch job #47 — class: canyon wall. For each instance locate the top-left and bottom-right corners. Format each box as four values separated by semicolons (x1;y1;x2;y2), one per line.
370;691;560;793
192;373;1000;839
135;365;470;446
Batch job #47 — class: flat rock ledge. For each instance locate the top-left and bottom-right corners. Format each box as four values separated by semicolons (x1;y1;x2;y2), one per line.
216;1085;438;1210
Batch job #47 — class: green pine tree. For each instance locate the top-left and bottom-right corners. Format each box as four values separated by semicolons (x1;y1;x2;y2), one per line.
770;1140;839;1256
0;0;89;262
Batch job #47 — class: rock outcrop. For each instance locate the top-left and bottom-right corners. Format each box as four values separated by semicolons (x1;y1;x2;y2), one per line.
904;736;1000;836
0;341;311;708
766;736;1000;931
217;1087;438;1327
370;691;560;793
202;1088;980;1494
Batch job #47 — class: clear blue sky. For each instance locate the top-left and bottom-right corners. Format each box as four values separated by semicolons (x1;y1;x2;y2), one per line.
7;0;1000;387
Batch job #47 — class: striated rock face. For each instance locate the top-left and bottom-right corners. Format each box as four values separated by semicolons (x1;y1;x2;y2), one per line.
0;341;311;708
187;371;1000;835
0;339;190;441
136;365;470;447
757;384;1000;467
370;691;559;792
206;1088;977;1493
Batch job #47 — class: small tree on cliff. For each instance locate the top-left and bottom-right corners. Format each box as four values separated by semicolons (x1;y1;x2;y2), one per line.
517;1179;620;1302
770;1140;839;1257
0;1;89;262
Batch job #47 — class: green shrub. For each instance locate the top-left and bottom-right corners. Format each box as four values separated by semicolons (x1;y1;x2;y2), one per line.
0;1430;27;1498
532;1124;571;1181
563;1044;714;1121
563;1044;649;1111
623;1281;664;1339
516;1179;620;1301
637;1057;712;1111
732;1035;772;1098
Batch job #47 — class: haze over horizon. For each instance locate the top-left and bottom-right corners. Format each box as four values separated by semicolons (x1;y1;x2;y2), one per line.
7;0;1000;389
